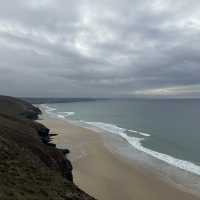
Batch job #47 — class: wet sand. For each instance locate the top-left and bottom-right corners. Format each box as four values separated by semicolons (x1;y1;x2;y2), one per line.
40;114;200;200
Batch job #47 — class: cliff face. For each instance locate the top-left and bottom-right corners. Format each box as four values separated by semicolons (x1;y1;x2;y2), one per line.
0;95;41;119
0;95;95;200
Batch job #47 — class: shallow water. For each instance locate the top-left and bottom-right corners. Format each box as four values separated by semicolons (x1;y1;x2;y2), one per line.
41;99;200;179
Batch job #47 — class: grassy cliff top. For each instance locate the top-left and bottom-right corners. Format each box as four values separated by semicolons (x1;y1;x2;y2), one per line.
0;95;95;200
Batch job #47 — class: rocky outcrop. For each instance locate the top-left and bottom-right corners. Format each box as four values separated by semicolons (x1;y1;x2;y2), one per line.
0;95;96;200
0;95;41;119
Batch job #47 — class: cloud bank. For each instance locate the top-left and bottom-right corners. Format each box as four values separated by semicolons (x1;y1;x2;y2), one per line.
0;0;200;97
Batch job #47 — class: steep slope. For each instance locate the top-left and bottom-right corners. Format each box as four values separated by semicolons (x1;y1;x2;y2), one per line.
0;95;95;200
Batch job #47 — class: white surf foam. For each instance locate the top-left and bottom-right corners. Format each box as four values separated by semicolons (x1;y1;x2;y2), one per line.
83;121;200;176
58;112;75;117
41;104;200;176
41;104;56;113
138;132;151;137
85;122;126;135
41;104;75;119
128;129;150;137
57;114;66;119
128;130;138;133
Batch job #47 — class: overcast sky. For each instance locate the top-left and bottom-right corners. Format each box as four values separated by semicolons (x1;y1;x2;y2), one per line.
0;0;200;98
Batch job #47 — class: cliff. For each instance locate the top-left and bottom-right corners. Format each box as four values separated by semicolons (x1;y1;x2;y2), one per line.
0;95;96;200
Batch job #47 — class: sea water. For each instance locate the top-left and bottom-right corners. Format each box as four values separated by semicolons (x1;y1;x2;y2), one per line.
41;99;200;193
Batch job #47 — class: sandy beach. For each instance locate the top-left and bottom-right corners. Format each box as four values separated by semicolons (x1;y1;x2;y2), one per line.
40;113;200;200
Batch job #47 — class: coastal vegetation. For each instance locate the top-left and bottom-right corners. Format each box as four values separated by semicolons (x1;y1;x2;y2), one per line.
0;95;95;200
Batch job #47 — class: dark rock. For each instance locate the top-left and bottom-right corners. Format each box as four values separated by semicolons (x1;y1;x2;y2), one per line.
49;133;58;137
41;136;50;144
47;143;56;147
63;158;73;181
61;149;70;155
0;95;96;200
38;127;50;137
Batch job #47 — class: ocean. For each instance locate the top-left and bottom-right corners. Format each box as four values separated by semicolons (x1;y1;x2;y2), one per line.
41;99;200;190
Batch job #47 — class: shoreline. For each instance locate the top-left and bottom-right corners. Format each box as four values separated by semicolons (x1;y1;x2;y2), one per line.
40;108;200;200
0;96;96;200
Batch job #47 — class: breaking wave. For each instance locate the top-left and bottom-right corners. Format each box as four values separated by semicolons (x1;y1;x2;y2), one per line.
42;104;200;176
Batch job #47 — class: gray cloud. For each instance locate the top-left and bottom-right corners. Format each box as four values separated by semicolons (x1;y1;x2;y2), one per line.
0;0;200;97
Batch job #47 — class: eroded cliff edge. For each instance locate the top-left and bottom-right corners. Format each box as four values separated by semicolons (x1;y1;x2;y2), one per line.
0;95;96;200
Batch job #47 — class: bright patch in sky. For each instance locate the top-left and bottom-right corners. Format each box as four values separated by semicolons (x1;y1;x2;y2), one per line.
0;0;200;97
